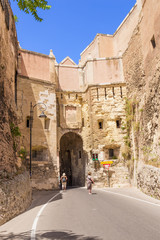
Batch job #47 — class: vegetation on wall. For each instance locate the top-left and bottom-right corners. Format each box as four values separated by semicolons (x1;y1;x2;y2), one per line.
121;98;134;159
142;145;160;168
122;95;160;171
10;122;21;151
121;97;140;176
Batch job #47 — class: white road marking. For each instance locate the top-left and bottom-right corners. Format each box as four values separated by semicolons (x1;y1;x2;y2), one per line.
99;189;160;207
31;191;62;240
31;188;160;239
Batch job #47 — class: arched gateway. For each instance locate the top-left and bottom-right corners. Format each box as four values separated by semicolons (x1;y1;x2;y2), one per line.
59;132;85;187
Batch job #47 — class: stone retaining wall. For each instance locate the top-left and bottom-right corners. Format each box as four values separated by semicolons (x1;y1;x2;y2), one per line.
31;163;59;190
0;172;32;226
137;163;160;199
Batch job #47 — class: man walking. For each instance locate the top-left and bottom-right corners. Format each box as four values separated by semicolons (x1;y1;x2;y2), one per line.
60;173;67;190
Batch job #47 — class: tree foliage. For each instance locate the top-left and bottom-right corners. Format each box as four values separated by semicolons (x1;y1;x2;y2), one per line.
13;0;51;21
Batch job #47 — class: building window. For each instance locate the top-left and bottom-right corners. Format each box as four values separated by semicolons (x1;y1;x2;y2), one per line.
26;117;30;128
151;35;156;48
45;118;50;130
32;150;37;158
76;94;78;99
120;86;123;98
98;120;103;129
116;120;121;128
112;87;115;98
32;149;48;161
82;118;84;127
97;88;99;100
68;93;70;99
105;88;107;99
61;93;63;99
79;151;81;159
109;149;114;158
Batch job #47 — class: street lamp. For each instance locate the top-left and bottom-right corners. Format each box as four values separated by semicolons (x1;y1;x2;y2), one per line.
29;102;47;176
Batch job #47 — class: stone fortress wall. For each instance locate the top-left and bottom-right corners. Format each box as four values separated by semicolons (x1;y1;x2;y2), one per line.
17;0;160;195
1;0;160;225
17;1;141;189
123;0;160;197
0;1;32;225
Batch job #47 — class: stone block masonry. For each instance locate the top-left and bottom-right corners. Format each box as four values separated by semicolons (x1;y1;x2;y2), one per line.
0;172;32;226
0;0;18;174
137;163;160;200
0;0;33;227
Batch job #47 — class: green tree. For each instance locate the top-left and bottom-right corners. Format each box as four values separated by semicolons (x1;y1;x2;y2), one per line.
14;0;51;22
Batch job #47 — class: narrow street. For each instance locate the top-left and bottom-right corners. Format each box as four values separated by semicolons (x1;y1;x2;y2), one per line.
0;187;160;240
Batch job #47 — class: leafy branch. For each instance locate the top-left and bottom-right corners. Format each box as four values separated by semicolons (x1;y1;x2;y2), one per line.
13;0;51;21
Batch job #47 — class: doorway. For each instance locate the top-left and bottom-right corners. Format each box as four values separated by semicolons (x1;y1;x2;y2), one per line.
60;132;85;187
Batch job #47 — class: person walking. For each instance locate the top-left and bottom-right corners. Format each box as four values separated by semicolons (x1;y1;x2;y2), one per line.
87;172;94;194
60;173;67;190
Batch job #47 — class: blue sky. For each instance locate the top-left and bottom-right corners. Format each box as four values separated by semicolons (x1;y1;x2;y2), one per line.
11;0;136;64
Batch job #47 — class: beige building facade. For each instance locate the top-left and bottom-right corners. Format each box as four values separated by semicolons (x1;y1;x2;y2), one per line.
17;0;147;189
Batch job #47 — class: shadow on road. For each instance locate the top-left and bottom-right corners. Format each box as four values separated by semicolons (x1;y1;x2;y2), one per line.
0;230;102;240
28;187;86;210
28;190;62;211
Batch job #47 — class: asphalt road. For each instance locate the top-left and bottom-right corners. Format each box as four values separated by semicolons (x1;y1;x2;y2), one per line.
0;187;160;240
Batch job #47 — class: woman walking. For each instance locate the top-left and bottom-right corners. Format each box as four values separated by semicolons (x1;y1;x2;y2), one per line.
87;172;94;194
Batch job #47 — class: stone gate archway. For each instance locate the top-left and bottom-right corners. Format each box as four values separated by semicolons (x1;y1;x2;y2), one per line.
60;132;85;187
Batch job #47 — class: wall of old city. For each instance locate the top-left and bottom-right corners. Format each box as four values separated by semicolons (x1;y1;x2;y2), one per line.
137;163;160;200
0;1;33;226
15;0;160;196
0;172;32;225
123;0;160;196
0;0;18;174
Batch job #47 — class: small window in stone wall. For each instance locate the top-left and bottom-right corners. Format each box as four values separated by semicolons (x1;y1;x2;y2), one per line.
97;88;99;100
32;150;37;158
120;86;123;98
32;148;49;161
68;93;70;99
116;119;121;128
109;149;114;158
82;118;84;127
45;118;50;130
105;88;107;99
112;87;115;98
151;35;156;48
98;120;103;129
76;94;78;99
26;117;30;128
79;151;81;159
61;93;63;99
